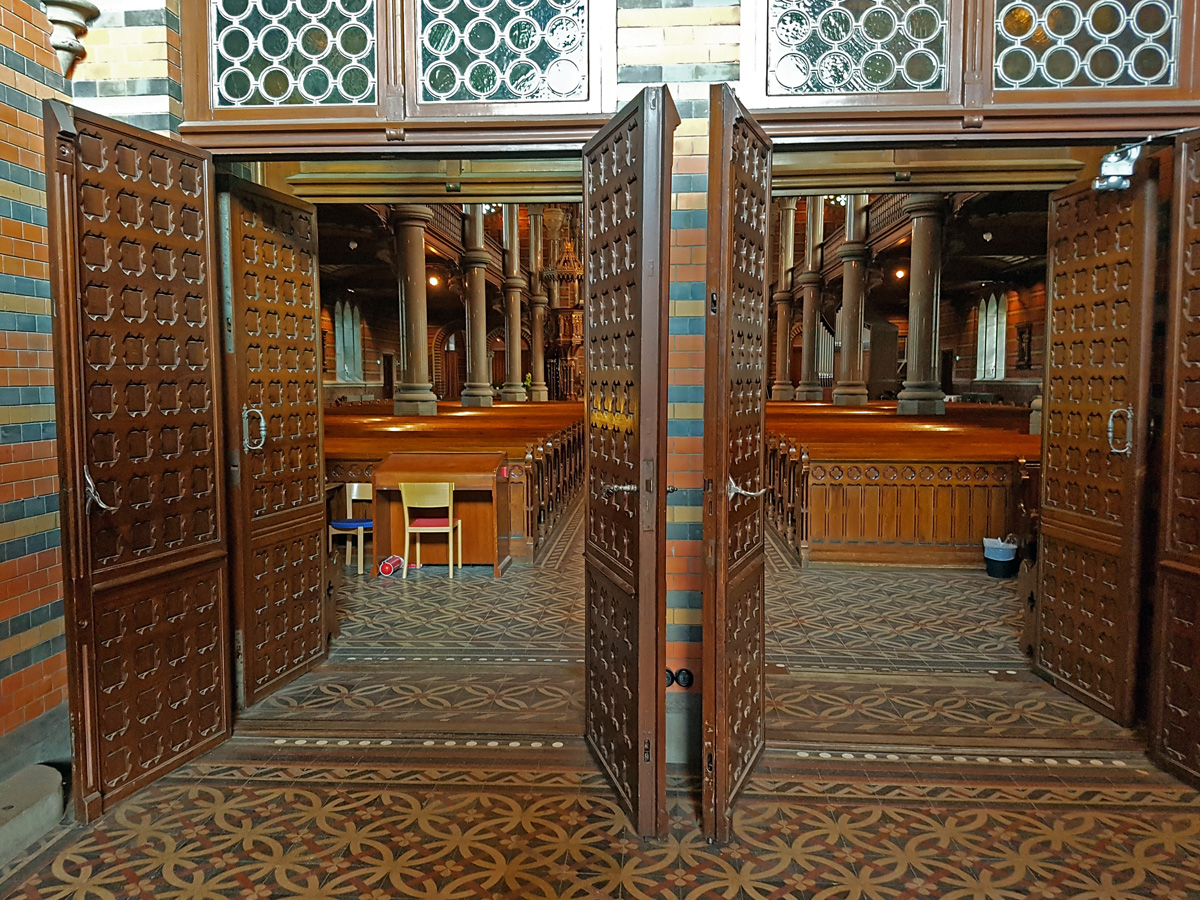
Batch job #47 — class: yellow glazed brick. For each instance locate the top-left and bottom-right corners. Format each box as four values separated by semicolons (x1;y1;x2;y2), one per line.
0;619;66;664
672;300;706;317
618;42;711;66
616;27;665;46
667;608;703;626
0;404;55;425
618;6;740;27
674;192;706;210
0;512;59;544
0;294;51;315
675;117;709;136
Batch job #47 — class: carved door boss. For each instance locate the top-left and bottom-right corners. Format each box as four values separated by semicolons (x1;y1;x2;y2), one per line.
218;178;326;708
1151;130;1200;788
1037;172;1156;726
581;85;677;837
44;102;232;818
701;84;772;842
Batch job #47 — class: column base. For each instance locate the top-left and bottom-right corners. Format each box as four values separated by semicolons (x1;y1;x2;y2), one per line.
832;384;868;406
529;386;549;402
499;386;528;402
793;385;823;402
461;386;494;407
896;397;946;416
770;384;795;401
393;399;438;416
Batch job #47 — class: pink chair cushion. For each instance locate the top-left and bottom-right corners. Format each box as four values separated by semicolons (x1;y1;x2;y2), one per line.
410;517;461;527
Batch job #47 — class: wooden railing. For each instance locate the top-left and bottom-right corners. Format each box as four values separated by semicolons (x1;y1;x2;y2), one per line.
765;431;1041;566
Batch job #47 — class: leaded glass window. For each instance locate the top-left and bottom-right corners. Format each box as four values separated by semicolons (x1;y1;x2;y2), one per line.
212;0;378;107
416;0;589;103
994;0;1179;90
765;0;948;96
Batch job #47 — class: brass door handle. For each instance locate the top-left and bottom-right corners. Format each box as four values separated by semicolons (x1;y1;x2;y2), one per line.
242;404;266;452
601;483;638;498
727;476;766;501
83;465;117;514
1106;407;1133;455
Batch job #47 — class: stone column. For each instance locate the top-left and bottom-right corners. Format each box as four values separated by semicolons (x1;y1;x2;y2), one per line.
897;193;947;416
527;206;549;402
771;197;798;400
832;194;869;407
499;204;527;401
794;195;825;401
460;204;493;407
392;204;438;416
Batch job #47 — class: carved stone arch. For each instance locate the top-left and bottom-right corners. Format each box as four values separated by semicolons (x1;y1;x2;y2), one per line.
789;320;804;347
485;323;532;350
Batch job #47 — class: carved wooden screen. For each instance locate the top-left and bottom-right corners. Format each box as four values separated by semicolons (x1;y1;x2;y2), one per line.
44;102;231;819
1151;130;1200;786
581;85;677;837
1037;175;1156;726
701;84;772;843
219;179;326;708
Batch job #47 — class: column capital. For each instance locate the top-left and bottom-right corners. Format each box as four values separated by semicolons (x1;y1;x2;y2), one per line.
461;248;489;269
780;196;798;211
902;193;946;218
390;203;435;227
838;240;870;263
794;270;822;288
504;274;528;293
772;290;793;307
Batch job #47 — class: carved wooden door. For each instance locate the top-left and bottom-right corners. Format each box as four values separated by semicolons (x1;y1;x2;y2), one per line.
44;102;231;819
219;178;326;708
1037;173;1156;726
701;84;772;842
1150;130;1200;786
581;85;677;837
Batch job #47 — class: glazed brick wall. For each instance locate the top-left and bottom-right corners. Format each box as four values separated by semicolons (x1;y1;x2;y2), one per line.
70;0;183;135
0;0;70;737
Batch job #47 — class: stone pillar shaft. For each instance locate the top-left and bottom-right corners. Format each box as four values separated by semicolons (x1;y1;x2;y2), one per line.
528;206;549;402
461;204;493;407
897;193;947;416
771;198;798;401
794;196;825;402
392;204;437;416
500;204;527;401
832;195;869;407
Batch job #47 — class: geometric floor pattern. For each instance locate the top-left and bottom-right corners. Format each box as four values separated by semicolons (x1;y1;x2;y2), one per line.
4;737;1199;900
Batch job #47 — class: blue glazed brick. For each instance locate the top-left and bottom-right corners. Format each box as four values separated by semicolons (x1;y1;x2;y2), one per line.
666;624;703;643
667;590;703;609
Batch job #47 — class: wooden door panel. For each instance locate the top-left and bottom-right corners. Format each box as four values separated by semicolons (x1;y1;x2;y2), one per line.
701;83;772;842
1037;175;1156;726
1150;130;1200;786
582;85;677;838
44;102;230;819
219;179;326;708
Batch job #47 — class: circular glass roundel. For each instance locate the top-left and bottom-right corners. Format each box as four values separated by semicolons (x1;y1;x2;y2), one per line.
218;66;255;104
903;4;943;42
861;6;898;43
1087;0;1127;38
546;15;583;52
816;7;853;44
774;52;811;90
464;0;500;13
425;60;460;98
337;21;373;58
336;0;371;15
219;24;254;63
1131;41;1170;82
260;64;295;102
423;18;460;55
298;23;332;60
466;17;500;54
259;24;294;61
1043;0;1082;40
508;0;539;10
861;49;896;87
1133;0;1173;39
775;9;813;47
1042;45;1081;84
298;64;334;102
258;0;289;17
1085;43;1124;82
996;44;1037;85
466;58;501;97
504;15;540;53
998;1;1038;40
816;50;853;87
423;0;456;12
545;57;583;95
505;59;542;95
902;47;940;87
298;0;331;18
218;0;252;21
338;62;374;101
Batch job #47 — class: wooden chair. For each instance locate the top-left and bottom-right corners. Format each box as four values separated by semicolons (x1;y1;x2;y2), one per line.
328;483;373;575
399;482;461;578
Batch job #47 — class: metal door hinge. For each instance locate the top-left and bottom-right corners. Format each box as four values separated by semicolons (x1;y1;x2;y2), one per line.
643;740;651;762
706;752;714;773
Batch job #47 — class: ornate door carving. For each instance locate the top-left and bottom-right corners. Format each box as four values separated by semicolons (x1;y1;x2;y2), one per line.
1151;130;1200;786
219;179;326;708
44;102;231;819
1037;174;1156;726
581;85;677;837
701;84;772;842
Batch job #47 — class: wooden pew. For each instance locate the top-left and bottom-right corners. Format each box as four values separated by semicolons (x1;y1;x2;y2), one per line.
324;402;585;561
764;403;1042;566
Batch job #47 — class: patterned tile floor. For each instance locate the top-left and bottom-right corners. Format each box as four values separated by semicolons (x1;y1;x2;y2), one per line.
7;504;1200;899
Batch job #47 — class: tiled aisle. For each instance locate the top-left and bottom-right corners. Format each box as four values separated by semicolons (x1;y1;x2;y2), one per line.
4;507;1199;899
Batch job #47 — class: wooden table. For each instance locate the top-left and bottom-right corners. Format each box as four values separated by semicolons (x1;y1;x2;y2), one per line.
372;451;511;577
